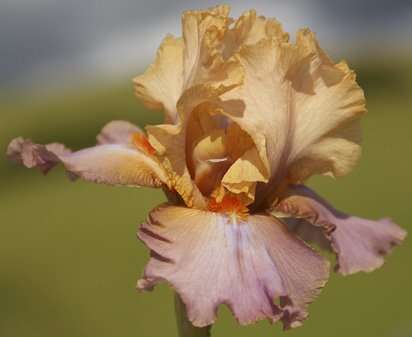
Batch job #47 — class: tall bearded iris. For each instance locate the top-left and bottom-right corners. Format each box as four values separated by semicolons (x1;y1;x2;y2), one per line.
7;5;406;333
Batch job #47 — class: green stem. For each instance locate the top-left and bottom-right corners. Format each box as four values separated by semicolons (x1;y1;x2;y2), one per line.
175;294;212;337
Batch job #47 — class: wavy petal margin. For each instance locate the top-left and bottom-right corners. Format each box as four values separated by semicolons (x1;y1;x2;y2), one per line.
137;204;329;328
134;35;184;124
133;5;236;124
7;137;169;188
218;30;366;206
272;185;406;275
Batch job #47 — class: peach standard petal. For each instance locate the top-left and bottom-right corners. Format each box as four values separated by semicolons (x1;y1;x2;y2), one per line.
221;9;288;59
146;65;243;207
189;122;267;202
136;6;298;206
181;5;232;90
134;5;238;124
217;29;366;207
134;35;184;124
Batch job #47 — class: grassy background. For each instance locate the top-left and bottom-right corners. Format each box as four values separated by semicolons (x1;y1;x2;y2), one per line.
1;59;411;337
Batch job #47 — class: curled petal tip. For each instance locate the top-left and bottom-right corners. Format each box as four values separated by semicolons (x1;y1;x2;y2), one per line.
7;137;26;165
7;137;71;173
136;278;156;292
274;185;406;276
7;137;169;188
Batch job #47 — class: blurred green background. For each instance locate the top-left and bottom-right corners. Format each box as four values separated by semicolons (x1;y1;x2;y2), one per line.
1;1;412;336
1;58;411;337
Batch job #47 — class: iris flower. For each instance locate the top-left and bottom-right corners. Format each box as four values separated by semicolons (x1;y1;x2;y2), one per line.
8;5;406;331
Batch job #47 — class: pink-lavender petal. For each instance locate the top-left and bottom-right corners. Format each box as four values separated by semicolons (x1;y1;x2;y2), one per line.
7;137;169;188
96;120;144;145
137;204;329;328
274;185;406;275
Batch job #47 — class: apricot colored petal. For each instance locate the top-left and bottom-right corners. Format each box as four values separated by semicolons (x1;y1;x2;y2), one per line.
272;185;407;275
222;9;288;58
177;57;243;121
181;5;231;89
7;138;169;188
137;205;329;328
190;129;229;196
96;120;144;145
189;123;265;199
219;30;365;204
60;144;169;187
285;37;365;183
222;146;268;204
134;35;184;123
146;65;243;206
179;6;243;118
287;120;362;184
141;7;244;206
147;123;192;203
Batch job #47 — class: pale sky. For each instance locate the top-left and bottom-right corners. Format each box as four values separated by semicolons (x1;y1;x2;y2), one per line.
1;0;411;92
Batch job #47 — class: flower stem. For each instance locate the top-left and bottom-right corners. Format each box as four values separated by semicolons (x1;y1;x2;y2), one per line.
175;294;211;337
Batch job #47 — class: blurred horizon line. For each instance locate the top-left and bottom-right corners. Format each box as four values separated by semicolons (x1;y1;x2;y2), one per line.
2;49;411;102
1;0;411;98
